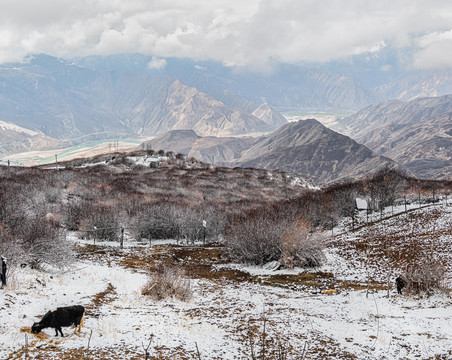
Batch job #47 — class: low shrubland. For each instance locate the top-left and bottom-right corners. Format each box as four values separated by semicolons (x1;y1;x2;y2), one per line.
0;157;451;275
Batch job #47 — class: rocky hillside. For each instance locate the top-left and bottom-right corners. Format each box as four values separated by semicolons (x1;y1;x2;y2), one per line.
377;70;452;101
177;64;380;112
76;55;381;112
341;95;452;179
232;119;406;183
143;120;407;184
97;75;273;137
75;54;452;113
251;103;287;128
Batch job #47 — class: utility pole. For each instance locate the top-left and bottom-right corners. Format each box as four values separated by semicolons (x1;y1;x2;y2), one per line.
120;227;124;249
7;159;10;178
55;154;59;171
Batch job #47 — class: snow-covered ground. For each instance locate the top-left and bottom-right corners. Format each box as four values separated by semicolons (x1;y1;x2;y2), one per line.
1;205;451;359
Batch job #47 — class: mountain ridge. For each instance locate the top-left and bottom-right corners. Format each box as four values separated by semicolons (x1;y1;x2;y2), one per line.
142;119;408;184
341;95;452;179
0;55;284;154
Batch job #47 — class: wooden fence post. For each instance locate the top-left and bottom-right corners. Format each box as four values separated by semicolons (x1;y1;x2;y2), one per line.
120;227;124;249
1;256;6;287
202;220;207;245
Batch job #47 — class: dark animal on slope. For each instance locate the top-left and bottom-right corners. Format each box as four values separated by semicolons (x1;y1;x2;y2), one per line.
32;305;85;337
396;276;407;295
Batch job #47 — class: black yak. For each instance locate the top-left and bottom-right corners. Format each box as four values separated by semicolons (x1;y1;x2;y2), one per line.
32;305;85;337
396;276;407;295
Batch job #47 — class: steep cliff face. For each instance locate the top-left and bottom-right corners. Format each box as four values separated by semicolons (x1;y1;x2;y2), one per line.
160;80;272;136
341;95;452;179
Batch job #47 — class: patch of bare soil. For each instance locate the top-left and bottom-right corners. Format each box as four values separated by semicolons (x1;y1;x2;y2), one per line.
7;345;145;360
86;282;117;318
77;243;386;294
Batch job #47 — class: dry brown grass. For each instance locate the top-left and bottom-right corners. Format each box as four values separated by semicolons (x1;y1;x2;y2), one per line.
142;265;192;301
7;345;147;360
20;326;50;341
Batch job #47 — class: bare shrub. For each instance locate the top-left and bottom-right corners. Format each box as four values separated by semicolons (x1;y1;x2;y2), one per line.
63;199;86;231
402;261;446;296
0;215;73;269
141;266;192;301
279;218;326;269
0;229;18;265
21;216;72;269
225;208;326;268
80;203;119;241
366;169;407;214
133;203;183;241
225;209;286;265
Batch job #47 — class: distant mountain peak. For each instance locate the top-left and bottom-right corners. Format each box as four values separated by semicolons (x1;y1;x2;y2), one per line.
142;118;408;184
252;103;287;127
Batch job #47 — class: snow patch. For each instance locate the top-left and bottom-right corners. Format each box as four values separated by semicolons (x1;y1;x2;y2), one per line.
0;120;39;136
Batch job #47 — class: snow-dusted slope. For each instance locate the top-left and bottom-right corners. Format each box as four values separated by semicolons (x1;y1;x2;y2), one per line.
1;204;451;359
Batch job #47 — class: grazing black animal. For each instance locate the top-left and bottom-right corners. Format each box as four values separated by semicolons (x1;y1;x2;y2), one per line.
396;276;407;295
32;305;85;337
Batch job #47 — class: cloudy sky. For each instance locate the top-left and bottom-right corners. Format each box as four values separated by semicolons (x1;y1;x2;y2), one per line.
1;0;452;70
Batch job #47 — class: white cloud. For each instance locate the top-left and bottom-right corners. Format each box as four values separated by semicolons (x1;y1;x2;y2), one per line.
0;0;452;69
147;56;167;70
413;32;452;69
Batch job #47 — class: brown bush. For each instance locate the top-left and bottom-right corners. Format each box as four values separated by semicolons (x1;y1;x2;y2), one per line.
225;209;286;265
402;261;446;296
79;203;119;241
141;266;192;301
279;217;326;269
